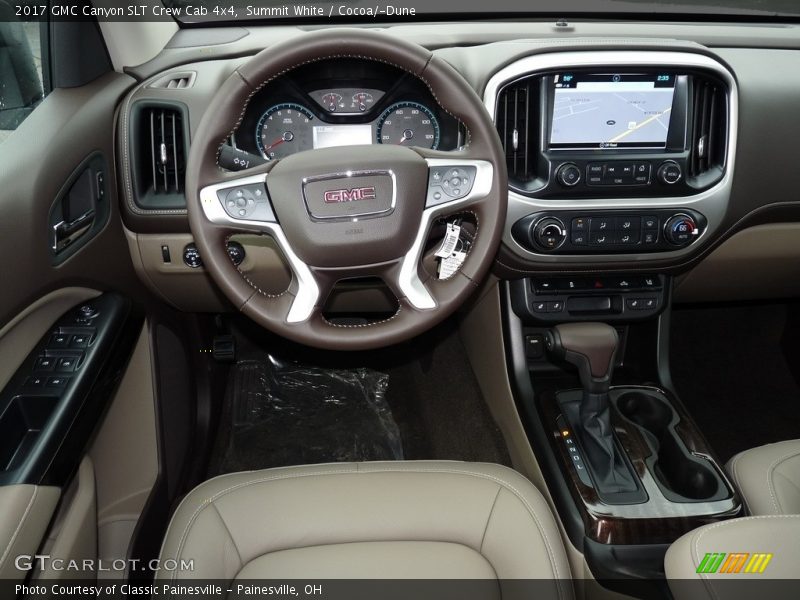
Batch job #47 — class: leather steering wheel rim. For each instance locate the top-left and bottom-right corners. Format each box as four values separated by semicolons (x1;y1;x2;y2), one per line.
185;28;507;351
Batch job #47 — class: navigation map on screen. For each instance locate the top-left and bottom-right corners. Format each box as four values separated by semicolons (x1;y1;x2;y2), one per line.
549;73;676;149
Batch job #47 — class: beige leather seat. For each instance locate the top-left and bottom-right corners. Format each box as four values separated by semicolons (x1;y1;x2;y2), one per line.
157;462;573;596
665;515;800;599
726;439;800;515
664;441;800;599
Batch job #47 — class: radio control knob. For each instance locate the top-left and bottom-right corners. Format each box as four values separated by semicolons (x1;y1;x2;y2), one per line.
664;214;699;246
556;163;582;187
532;217;567;252
657;160;682;185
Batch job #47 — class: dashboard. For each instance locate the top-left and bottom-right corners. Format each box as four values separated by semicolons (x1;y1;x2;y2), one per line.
232;59;464;160
117;22;800;312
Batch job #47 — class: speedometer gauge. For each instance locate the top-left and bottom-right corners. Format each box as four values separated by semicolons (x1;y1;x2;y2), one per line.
256;103;314;160
376;102;440;150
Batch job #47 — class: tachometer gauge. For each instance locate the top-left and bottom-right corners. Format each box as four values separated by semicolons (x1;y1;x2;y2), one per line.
376;102;440;150
256;103;314;160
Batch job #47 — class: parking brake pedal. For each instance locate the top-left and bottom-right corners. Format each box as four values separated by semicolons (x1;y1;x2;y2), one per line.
212;335;236;362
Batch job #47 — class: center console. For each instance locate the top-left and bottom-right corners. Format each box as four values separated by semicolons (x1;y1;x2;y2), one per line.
486;48;741;590
502;279;743;590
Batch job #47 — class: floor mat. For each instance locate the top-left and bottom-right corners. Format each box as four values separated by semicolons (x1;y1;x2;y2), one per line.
670;302;800;463
383;330;512;465
207;323;511;476
208;356;403;476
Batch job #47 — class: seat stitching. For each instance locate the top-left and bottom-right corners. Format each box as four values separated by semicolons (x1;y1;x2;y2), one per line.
766;450;800;514
211;502;243;577
479;486;502;554
168;466;564;592
0;486;37;570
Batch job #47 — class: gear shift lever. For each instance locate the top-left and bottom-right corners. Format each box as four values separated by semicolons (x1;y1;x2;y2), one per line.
545;323;639;495
545;323;618;394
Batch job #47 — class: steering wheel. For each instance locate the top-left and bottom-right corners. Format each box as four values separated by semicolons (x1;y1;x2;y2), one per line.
186;29;507;350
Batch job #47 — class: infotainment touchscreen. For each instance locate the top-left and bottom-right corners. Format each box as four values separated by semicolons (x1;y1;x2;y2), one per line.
549;73;676;150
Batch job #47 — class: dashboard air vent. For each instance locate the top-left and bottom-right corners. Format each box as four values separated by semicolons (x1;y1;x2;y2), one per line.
130;103;189;211
688;76;727;179
149;72;197;90
142;106;185;195
496;77;541;187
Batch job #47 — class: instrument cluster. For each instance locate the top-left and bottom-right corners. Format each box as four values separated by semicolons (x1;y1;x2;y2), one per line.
234;59;464;160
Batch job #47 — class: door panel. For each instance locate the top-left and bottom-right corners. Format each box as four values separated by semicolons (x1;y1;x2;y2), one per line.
0;71;140;329
0;54;145;584
33;457;97;582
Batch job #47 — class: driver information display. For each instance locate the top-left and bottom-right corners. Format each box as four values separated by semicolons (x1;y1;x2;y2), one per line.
549;73;676;149
312;124;373;149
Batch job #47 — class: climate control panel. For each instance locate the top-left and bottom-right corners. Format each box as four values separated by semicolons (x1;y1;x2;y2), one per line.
512;209;705;255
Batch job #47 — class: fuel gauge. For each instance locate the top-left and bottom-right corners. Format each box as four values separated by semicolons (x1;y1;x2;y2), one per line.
321;92;343;112
352;92;374;112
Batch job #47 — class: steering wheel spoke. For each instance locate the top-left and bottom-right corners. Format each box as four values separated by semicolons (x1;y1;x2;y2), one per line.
198;171;278;234
394;155;494;311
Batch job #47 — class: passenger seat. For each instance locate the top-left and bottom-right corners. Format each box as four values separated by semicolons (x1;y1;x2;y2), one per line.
726;439;800;515
665;441;800;597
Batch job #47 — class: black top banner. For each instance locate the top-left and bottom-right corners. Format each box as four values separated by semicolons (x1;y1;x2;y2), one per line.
4;0;800;23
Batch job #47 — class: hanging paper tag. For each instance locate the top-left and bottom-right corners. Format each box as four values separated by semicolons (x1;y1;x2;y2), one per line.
438;250;467;279
435;223;462;259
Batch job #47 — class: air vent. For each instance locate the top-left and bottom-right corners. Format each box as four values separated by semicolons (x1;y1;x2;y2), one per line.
688;76;728;179
149;72;197;90
495;78;541;186
131;104;188;210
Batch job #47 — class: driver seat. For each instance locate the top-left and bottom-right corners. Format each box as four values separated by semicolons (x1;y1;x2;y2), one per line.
157;461;573;595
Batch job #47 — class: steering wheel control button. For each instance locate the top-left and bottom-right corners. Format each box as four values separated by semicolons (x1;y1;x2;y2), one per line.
183;244;203;268
217;183;275;222
427;165;476;206
665;214;699;246
556;163;581;187
657;160;683;185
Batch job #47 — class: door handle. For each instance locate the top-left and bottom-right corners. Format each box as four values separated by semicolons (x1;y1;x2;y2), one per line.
52;209;95;253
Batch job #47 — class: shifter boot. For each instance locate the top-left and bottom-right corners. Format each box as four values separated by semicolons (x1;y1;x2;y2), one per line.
580;391;638;493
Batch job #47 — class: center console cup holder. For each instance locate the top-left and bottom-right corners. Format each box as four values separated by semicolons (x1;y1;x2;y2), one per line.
615;390;730;503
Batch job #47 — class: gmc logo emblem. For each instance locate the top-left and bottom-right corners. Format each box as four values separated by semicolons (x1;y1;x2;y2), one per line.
323;186;377;203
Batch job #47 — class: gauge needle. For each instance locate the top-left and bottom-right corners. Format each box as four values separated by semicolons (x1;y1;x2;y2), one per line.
265;137;286;152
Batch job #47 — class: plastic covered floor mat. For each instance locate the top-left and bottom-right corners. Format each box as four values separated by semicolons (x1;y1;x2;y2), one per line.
209;356;403;475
